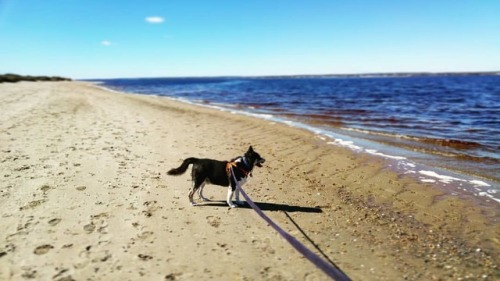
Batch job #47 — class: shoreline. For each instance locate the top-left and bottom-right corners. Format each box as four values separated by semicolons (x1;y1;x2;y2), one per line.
1;81;498;280
96;81;500;206
94;76;499;194
188;99;500;205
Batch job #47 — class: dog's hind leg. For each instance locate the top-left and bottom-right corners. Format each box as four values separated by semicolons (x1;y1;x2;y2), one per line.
189;178;204;206
197;182;210;202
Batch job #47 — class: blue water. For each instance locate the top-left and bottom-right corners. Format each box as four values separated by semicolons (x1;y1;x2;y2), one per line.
92;75;500;200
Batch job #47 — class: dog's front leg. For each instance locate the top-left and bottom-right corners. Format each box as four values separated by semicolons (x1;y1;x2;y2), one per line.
234;187;244;206
227;186;237;208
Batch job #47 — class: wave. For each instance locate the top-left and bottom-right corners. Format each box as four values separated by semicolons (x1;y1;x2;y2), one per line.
411;137;482;150
337;127;492;152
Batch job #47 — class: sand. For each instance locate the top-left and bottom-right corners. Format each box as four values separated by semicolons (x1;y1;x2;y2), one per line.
0;81;498;281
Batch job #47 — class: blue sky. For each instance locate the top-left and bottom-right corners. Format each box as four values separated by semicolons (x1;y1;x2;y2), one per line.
1;0;499;79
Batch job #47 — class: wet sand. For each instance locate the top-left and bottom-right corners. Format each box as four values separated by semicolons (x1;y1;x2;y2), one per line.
0;82;498;280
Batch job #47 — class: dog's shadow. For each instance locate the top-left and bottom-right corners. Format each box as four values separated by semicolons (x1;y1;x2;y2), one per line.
198;201;322;213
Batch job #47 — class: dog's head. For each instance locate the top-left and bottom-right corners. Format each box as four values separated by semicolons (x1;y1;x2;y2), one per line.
245;146;265;168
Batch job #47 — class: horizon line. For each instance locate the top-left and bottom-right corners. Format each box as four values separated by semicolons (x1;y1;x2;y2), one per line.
79;70;500;80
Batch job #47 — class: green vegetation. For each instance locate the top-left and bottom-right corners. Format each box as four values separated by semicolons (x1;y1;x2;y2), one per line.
0;73;71;83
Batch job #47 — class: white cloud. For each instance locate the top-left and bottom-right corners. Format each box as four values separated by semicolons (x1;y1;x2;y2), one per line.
145;16;164;24
101;40;112;46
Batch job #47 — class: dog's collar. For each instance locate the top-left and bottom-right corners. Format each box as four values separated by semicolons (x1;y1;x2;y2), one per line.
242;156;250;169
241;156;254;176
226;157;252;178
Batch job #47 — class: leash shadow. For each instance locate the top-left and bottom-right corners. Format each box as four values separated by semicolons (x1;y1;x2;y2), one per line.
198;201;322;213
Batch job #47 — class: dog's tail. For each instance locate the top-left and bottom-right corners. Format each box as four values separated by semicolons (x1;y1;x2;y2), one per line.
167;158;198;176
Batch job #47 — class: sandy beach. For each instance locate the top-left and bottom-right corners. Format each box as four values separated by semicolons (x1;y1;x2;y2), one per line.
0;82;498;280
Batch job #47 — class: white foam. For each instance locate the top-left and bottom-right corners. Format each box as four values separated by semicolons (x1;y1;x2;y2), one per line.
238;111;274;119
183;99;275;121
470;180;491;187
402;162;416;168
366;149;407;160
420;178;437;183
418;170;464;184
478;191;498;201
328;139;362;151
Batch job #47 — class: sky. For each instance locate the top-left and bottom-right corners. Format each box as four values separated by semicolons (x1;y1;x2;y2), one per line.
0;0;499;79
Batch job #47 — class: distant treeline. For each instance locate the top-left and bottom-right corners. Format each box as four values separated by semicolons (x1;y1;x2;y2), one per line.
0;73;71;83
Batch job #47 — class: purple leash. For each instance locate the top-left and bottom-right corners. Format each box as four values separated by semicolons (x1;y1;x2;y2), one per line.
231;168;351;281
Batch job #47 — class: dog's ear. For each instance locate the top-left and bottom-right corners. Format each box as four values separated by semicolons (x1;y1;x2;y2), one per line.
248;146;254;153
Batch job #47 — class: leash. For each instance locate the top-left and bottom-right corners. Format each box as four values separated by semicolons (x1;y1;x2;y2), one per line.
230;167;351;281
282;211;340;269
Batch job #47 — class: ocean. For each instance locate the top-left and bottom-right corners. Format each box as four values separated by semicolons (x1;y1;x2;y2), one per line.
92;75;500;205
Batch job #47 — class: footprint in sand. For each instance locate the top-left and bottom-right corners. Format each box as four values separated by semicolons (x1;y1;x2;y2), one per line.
142;201;160;217
34;244;54;255
40;185;53;194
14;165;30;171
83;223;96;234
20;199;46;211
138;254;153;261
206;216;221;228
82;213;109;234
21;269;37;279
48;218;61;226
137;231;154;240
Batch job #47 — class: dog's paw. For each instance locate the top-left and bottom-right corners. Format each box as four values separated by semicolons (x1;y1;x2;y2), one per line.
190;202;198;206
228;203;238;208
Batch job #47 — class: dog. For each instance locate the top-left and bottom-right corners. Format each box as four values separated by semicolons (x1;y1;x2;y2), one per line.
167;146;265;208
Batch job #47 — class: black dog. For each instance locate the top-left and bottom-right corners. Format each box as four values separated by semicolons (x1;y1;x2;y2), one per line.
167;146;265;208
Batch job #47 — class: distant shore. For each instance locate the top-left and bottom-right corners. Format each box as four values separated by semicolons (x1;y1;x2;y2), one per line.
0;81;498;280
0;73;71;83
261;70;500;79
83;70;500;80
